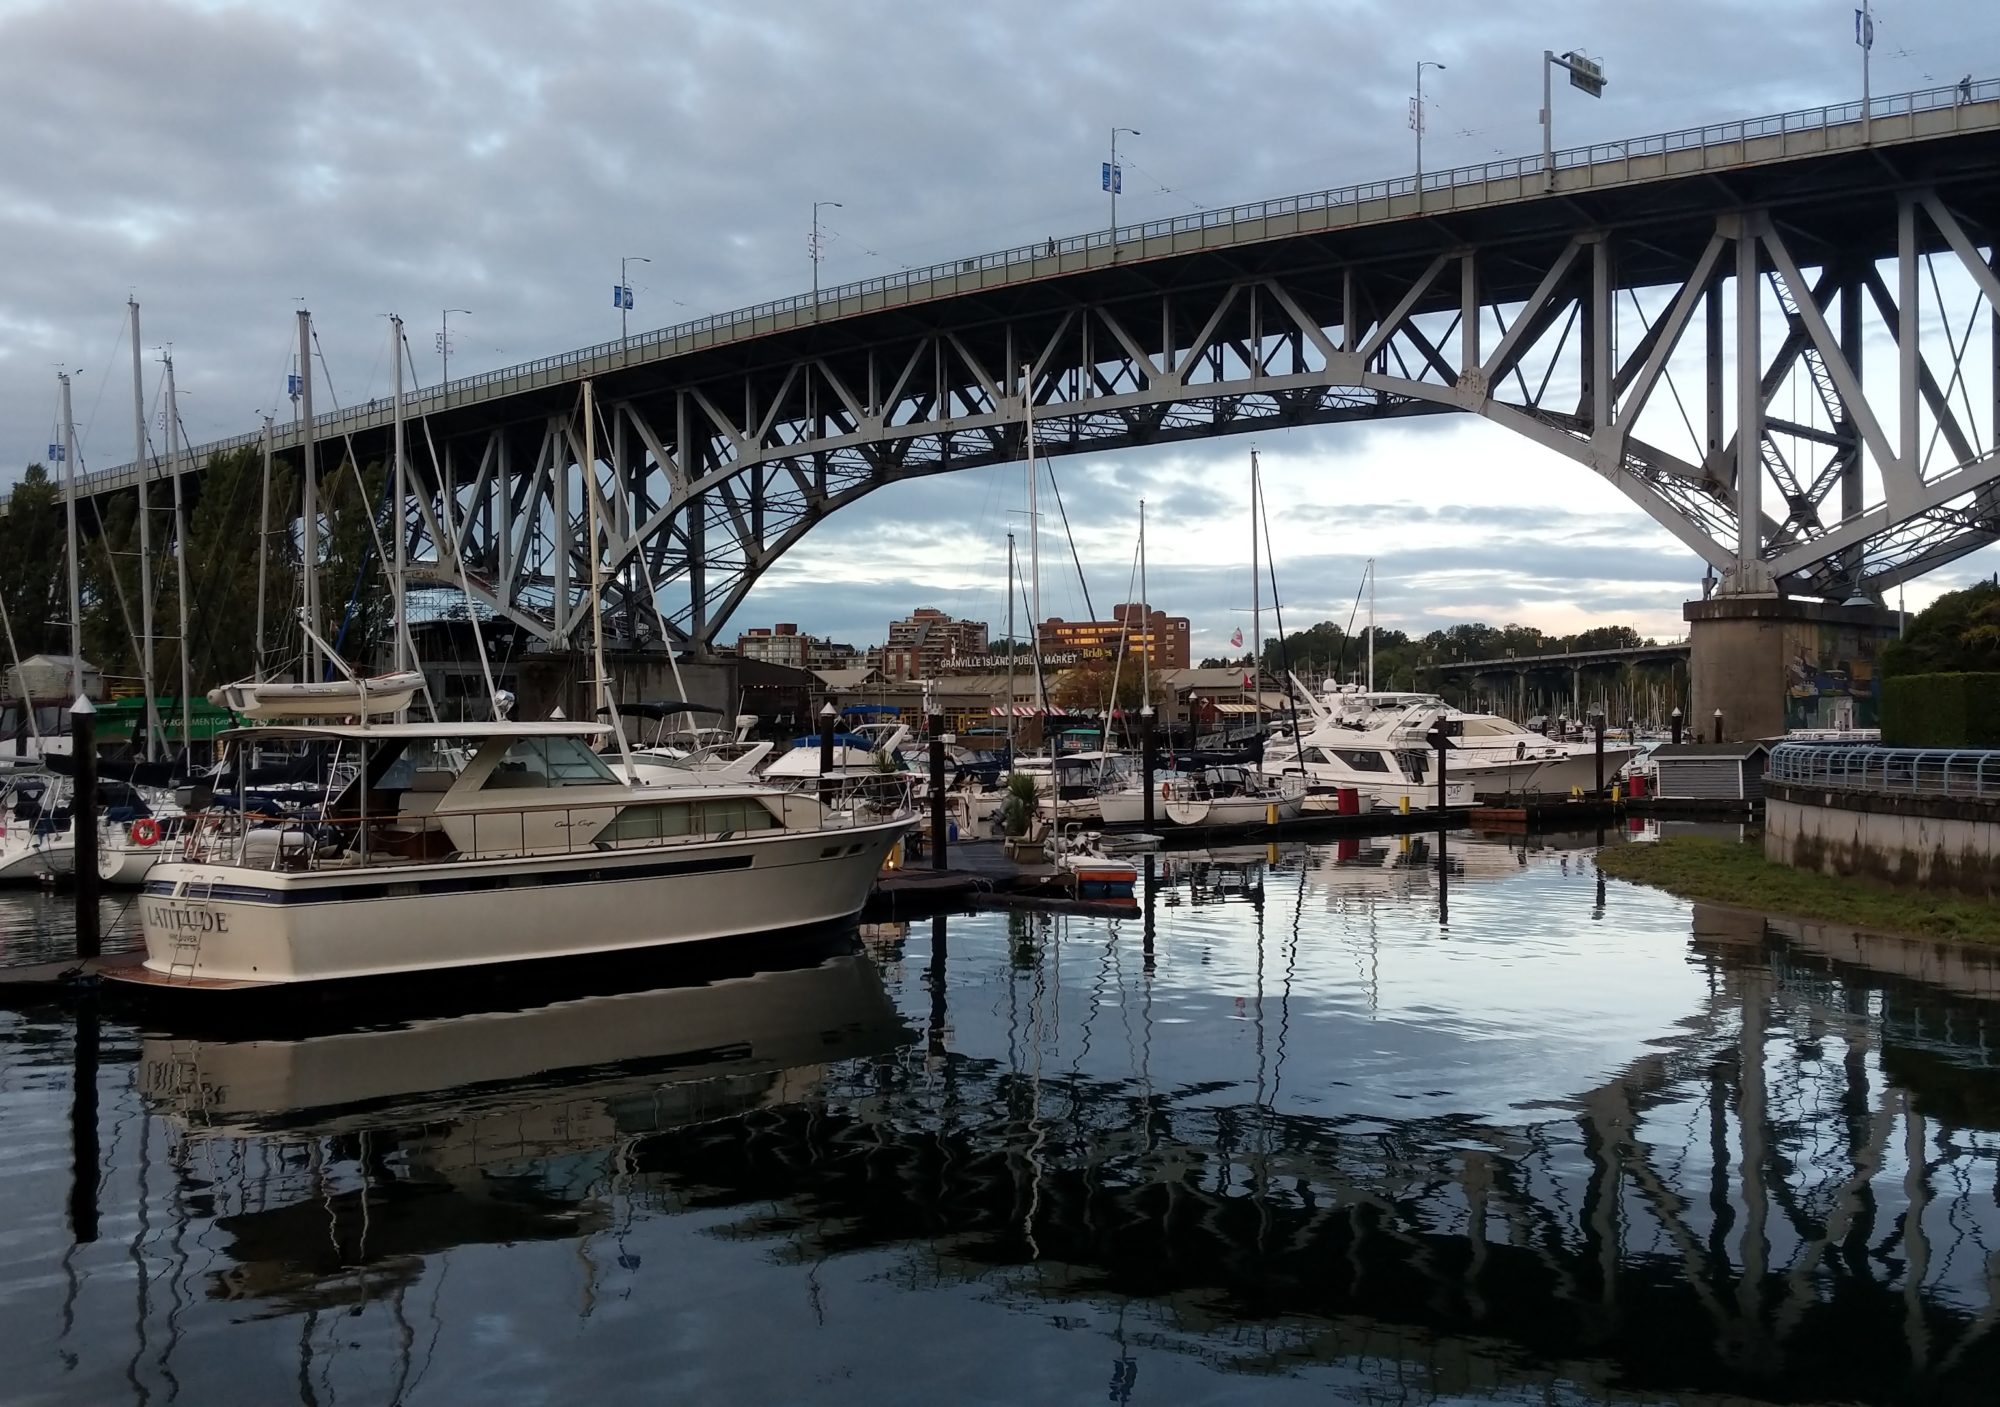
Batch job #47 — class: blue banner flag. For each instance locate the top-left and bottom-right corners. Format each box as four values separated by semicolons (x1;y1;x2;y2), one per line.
47;443;63;462
613;284;634;310
1855;8;1873;48
287;372;302;400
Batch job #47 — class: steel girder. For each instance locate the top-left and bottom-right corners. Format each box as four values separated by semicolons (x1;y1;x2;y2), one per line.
383;191;1998;649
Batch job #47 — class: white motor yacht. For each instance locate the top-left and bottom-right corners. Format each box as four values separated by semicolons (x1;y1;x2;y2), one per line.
1098;765;1304;829
0;772;74;882
116;720;913;991
1305;684;1637;797
1011;751;1131;825
1257;728;1476;812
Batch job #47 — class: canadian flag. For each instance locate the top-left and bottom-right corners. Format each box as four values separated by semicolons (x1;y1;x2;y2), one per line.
1229;627;1243;647
1242;672;1253;688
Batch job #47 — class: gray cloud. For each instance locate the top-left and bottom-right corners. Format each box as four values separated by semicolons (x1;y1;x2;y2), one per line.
4;0;1996;646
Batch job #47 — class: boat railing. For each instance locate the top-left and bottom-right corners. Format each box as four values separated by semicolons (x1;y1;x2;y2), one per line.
176;787;913;872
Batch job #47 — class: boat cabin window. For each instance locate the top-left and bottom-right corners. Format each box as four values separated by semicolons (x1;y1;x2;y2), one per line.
598;796;779;844
1311;747;1390;773
482;736;619;789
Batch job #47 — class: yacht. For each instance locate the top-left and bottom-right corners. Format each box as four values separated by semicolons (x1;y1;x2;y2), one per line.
1304;683;1638;798
114;719;912;991
1010;750;1132;825
1257;727;1476;812
1098;765;1304;829
0;771;73;882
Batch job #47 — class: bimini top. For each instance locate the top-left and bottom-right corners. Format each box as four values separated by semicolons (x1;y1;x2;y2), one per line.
219;721;613;744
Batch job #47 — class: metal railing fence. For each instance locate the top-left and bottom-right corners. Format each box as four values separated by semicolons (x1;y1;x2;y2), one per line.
26;77;1997;501
1768;742;2000;800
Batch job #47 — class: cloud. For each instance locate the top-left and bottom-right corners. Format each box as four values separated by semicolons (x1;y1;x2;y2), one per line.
3;0;1996;651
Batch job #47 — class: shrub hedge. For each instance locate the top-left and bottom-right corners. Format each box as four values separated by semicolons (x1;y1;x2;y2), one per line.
1879;672;2000;747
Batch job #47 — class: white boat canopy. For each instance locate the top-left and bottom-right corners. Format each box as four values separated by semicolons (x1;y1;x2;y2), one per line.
216;721;613;743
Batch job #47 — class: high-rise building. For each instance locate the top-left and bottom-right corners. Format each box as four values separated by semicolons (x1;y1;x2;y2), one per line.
880;607;989;680
732;623;859;672
1037;602;1190;670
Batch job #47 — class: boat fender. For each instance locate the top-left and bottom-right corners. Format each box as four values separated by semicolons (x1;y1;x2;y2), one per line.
131;817;162;847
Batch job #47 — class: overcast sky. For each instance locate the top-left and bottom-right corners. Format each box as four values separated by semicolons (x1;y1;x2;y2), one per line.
2;0;1996;653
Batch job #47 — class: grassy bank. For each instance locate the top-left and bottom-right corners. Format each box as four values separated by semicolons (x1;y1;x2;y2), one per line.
1596;835;2000;945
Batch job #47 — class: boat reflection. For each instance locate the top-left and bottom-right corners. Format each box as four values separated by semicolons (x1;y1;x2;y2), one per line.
138;945;910;1309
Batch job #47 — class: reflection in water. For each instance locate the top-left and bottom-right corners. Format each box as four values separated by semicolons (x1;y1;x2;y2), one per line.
4;835;2000;1404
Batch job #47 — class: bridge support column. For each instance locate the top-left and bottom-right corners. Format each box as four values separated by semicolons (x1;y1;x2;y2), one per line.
1684;597;1907;742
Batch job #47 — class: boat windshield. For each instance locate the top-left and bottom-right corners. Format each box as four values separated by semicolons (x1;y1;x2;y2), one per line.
481;735;620;789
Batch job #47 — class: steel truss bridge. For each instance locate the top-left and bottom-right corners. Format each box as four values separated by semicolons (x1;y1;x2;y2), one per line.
22;79;2000;651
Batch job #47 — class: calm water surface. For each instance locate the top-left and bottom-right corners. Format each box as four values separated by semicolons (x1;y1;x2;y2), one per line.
2;830;1997;1405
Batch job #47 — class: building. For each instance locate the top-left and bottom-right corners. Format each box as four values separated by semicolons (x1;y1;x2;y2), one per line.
1038;603;1190;670
878;608;989;681
732;623;859;672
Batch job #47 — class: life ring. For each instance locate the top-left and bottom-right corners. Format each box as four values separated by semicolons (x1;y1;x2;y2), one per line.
1161;783;1173;800
130;817;162;847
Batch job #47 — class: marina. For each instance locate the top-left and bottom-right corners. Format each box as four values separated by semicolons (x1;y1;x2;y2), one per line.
4;826;1999;1403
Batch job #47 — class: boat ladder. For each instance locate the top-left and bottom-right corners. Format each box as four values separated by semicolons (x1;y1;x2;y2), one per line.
167;877;215;983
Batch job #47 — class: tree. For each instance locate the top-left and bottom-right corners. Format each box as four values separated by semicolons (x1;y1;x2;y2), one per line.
0;464;67;660
1046;659;1170;714
1881;581;2000;677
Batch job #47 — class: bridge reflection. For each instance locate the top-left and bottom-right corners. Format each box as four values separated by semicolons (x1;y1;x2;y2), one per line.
129;842;2000;1403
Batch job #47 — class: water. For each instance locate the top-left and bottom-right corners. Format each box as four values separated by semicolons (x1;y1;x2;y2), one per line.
3;830;1998;1405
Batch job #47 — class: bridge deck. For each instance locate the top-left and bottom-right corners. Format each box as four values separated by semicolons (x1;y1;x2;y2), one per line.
13;77;1999;509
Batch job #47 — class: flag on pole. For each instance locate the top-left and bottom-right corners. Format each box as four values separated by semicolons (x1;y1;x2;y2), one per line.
47;443;64;462
1854;8;1873;48
613;285;634;310
1229;627;1243;647
287;372;302;401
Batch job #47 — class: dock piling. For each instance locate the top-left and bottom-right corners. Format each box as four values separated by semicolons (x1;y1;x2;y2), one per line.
1592;711;1606;796
928;712;948;871
70;696;98;961
1140;706;1156;832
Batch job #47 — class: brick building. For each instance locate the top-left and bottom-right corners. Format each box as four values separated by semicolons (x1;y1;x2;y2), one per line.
1037;603;1190;670
875;607;989;681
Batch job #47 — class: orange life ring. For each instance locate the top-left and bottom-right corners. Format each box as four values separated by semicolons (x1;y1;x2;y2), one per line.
131;817;162;847
1161;783;1173;800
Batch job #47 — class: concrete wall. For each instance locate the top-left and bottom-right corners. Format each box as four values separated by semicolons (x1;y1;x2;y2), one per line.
1685;597;1904;742
514;651;740;724
1765;780;2000;900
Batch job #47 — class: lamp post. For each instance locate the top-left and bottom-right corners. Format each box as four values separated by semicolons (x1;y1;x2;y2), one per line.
1414;62;1445;207
618;256;649;342
1108;126;1140;244
437;309;470;388
811;201;842;308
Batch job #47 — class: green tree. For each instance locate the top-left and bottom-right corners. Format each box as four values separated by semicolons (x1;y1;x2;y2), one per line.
1046;659;1170;714
0;464;68;660
1881;581;2000;677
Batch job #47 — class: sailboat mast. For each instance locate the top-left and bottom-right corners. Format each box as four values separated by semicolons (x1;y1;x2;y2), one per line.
1139;499;1149;707
1024;364;1040;637
256;415;273;682
165;354;193;758
1006;533;1018;760
59;371;80;700
1250;448;1261;737
130;300;160;758
1367;556;1376;692
297;309;320;680
583;381;631;768
390;314;408;675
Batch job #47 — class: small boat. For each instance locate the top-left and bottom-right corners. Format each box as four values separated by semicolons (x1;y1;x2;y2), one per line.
0;772;74;883
207;670;425;721
114;718;914;992
1045;824;1138;902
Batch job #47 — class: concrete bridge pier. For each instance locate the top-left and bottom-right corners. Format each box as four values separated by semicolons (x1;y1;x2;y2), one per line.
1685;596;1906;742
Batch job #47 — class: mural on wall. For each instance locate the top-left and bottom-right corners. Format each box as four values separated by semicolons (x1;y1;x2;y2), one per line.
1784;618;1889;730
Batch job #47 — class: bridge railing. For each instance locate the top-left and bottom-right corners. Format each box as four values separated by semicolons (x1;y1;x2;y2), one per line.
1769;741;2000;800
32;77;2000;498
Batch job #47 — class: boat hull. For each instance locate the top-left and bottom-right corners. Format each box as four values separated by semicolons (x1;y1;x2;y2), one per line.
0;835;73;883
135;817;911;986
1458;748;1640;798
100;841;167;886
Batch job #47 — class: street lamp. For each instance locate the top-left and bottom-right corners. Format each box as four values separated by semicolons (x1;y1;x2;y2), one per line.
618;256;650;342
1108;126;1140;245
811;201;843;307
436;309;470;387
1414;61;1446;206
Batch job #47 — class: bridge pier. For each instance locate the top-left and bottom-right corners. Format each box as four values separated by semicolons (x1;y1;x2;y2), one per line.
1685;597;1906;742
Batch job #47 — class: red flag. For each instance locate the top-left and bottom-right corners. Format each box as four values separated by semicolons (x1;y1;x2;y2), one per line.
1229;627;1243;647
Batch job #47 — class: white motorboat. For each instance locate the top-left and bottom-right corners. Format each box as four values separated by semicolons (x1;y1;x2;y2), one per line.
1300;683;1637;798
0;772;74;883
117;720;913;991
98;803;190;886
1044;824;1138;902
1099;765;1304;829
614;738;775;789
1257;728;1476;812
1010;750;1132;825
208;670;426;721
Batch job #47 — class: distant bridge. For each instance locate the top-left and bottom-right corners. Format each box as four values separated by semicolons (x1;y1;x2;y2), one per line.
1428;642;1692;678
11;79;2000;651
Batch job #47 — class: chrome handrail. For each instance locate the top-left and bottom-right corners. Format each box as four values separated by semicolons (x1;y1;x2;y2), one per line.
1768;742;2000;799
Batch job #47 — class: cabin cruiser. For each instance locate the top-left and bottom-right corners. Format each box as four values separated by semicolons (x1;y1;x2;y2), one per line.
759;722;919;817
0;771;73;882
119;720;913;990
1302;683;1637;797
603;701;775;788
1257;728;1475;812
1098;764;1304;829
1009;751;1133;825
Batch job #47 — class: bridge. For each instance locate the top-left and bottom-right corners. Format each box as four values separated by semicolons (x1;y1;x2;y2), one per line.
12;79;2000;653
1427;642;1691;719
